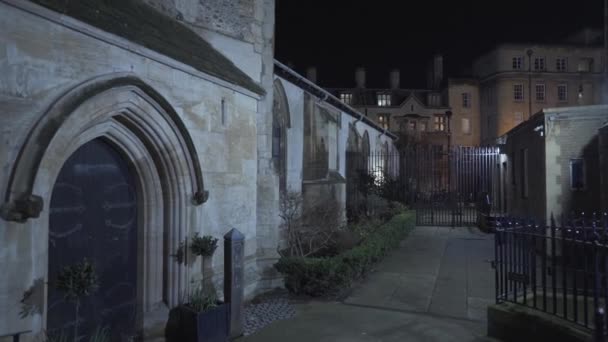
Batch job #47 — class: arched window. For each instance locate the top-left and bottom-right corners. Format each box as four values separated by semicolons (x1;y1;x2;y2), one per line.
273;80;291;195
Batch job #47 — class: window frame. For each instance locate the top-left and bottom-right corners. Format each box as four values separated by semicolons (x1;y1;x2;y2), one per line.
461;117;471;135
570;158;586;191
433;115;446;132
557;83;568;102
377;113;390;130
534;56;546;71
512;56;523;70
462;92;471;108
377;93;392;107
535;83;546;102
556;57;568;72
340;92;353;105
578;57;594;72
513;84;524;102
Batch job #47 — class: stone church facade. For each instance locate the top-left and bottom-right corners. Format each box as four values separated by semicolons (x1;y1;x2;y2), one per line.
0;0;394;340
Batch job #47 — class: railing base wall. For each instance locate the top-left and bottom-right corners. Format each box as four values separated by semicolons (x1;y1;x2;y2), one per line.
488;302;596;342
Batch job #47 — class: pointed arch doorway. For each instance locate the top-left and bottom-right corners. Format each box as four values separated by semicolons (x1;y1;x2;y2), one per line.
48;138;138;340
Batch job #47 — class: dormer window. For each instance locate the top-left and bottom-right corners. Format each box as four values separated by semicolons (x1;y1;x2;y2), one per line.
340;92;353;105
377;93;391;107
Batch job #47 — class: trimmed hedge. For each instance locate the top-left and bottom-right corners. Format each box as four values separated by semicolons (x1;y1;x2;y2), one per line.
274;211;416;297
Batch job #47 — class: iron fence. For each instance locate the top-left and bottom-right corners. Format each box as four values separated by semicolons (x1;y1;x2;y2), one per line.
494;214;608;340
345;145;503;226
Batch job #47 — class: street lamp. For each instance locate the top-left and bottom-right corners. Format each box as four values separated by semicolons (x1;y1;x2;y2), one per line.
527;49;533;120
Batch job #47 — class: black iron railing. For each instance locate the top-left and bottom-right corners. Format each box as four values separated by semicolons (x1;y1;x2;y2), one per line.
494;214;608;340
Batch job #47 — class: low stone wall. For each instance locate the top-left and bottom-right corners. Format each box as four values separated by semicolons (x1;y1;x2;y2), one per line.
488;302;594;342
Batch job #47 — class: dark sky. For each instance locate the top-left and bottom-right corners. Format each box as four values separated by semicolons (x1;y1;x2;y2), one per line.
275;0;604;89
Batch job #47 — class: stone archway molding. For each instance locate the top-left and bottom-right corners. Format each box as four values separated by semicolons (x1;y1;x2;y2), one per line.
1;72;208;223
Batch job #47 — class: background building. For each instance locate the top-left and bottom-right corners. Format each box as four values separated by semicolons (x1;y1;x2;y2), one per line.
474;29;606;144
326;55;481;148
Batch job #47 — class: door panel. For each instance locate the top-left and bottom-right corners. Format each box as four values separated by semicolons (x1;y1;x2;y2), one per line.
48;139;138;341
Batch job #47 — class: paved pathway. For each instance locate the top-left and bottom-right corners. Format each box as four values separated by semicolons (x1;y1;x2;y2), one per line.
241;226;498;342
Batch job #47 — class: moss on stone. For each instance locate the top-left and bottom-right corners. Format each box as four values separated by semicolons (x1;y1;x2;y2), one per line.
30;0;265;95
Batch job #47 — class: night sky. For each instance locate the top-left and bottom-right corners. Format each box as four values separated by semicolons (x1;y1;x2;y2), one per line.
275;0;604;89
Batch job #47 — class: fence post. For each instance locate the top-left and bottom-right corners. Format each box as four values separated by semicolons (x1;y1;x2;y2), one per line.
595;307;605;342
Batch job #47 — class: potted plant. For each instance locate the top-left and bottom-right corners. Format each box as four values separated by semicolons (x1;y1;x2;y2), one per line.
166;234;229;342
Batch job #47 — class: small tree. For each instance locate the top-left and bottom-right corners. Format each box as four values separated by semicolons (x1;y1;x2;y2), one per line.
55;259;99;342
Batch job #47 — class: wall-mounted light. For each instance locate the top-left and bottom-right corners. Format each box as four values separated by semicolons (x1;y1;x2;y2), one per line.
578;85;584;99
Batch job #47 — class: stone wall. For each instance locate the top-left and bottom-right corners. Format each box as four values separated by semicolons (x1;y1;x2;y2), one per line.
544;107;608;220
0;1;268;339
448;79;481;146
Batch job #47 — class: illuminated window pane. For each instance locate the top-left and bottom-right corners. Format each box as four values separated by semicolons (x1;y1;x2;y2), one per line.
340;92;353;105
377;93;392;107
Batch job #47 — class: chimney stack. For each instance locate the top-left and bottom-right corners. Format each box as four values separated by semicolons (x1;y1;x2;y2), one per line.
389;69;400;89
355;67;366;88
427;54;444;89
306;66;317;84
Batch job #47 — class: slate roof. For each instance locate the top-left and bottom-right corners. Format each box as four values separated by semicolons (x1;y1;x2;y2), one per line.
30;0;265;95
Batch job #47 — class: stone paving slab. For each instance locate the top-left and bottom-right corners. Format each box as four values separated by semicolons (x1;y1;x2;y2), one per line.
241;302;488;342
240;226;497;341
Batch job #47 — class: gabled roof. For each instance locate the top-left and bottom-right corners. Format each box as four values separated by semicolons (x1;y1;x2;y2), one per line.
30;0;265;95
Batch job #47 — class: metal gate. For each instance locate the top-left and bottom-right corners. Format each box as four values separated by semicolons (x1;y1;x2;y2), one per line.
48;139;138;340
345;145;503;226
405;145;502;226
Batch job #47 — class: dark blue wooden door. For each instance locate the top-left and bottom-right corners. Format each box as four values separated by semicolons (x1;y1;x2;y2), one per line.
48;139;138;341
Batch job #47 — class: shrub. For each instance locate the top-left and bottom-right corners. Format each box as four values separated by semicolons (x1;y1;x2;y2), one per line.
275;211;415;297
189;233;218;258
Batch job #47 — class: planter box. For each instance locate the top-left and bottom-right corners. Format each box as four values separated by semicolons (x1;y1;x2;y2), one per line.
166;302;230;342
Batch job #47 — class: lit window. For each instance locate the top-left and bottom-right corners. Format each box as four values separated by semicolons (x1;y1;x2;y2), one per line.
434;115;446;131
514;112;523;125
409;121;417;131
513;84;524;101
377;93;391;107
556;57;567;72
512;56;523;70
377;114;390;130
461;118;471;134
558;84;568;102
570;159;585;190
535;83;545;102
420;122;427;131
578;58;593;72
534;57;546;71
462;92;471;108
340;92;353;105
